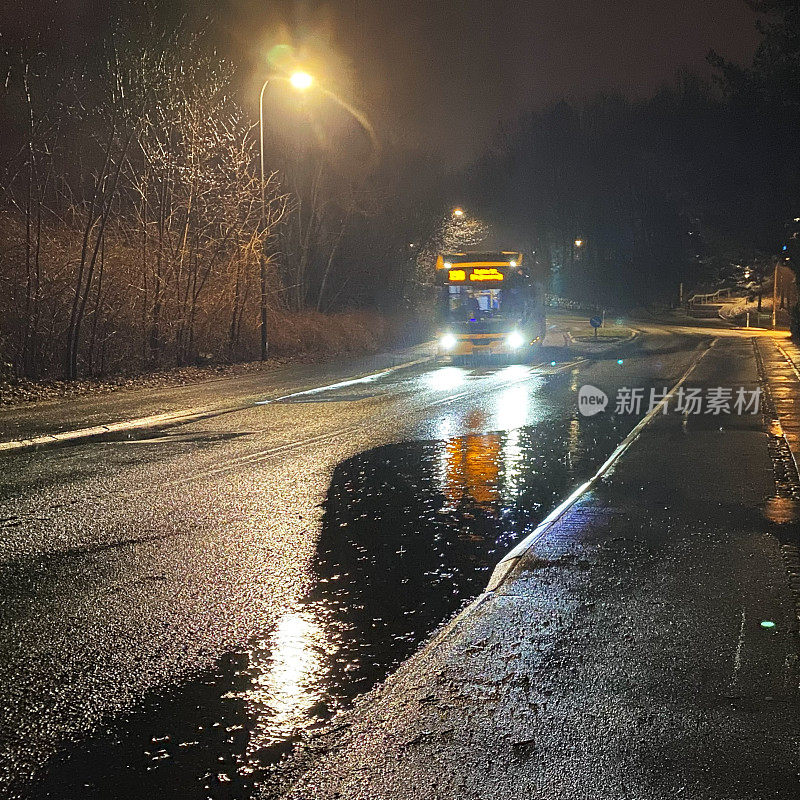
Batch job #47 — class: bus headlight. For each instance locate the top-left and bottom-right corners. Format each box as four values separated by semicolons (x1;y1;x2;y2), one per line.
440;333;457;351
507;331;525;349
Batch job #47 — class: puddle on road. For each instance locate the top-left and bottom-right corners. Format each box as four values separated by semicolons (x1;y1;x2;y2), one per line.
28;415;635;800
763;495;800;524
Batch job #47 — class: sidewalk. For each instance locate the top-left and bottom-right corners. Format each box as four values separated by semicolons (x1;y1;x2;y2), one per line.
0;342;434;448
272;336;800;799
757;336;800;468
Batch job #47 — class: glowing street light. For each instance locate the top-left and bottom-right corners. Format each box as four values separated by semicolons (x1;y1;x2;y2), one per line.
256;67;378;356
452;207;465;218
289;70;313;91
574;238;584;248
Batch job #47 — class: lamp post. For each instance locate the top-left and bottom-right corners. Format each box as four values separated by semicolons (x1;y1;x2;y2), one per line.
258;71;313;361
773;259;779;330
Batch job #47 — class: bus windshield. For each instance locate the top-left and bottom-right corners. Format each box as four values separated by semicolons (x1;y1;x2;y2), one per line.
446;285;525;321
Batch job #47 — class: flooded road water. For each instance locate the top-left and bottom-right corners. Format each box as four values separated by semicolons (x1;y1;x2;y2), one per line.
26;403;640;799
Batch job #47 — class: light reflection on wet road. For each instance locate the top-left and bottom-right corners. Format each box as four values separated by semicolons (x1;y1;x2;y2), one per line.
0;333;708;798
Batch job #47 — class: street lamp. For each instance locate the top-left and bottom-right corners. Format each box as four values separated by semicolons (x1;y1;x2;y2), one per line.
258;71;313;361
452;207;465;218
574;238;583;248
257;70;377;356
257;71;378;351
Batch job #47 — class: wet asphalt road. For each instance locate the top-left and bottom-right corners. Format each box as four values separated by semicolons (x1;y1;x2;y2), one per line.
0;325;749;798
277;331;800;800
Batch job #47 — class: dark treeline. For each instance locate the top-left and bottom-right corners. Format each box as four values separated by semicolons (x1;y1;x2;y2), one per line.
466;0;800;309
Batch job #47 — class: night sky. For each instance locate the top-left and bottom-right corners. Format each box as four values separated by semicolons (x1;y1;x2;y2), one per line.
1;0;762;163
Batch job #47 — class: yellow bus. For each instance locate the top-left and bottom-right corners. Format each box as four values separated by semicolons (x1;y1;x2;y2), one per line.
435;251;545;363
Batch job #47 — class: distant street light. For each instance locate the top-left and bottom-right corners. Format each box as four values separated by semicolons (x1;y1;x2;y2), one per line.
258;71;313;361
574;238;584;248
452;207;465;218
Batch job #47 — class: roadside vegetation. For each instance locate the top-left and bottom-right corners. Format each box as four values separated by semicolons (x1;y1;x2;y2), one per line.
2;0;800;389
0;7;452;383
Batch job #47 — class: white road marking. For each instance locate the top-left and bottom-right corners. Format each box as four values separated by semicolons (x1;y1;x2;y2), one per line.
732;608;746;679
255;369;395;404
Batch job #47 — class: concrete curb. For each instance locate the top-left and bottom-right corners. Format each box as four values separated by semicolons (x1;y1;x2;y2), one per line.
0;355;434;456
485;337;714;592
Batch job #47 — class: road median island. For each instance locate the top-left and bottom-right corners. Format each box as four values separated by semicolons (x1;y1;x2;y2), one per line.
542;311;639;357
563;327;639;357
271;336;800;800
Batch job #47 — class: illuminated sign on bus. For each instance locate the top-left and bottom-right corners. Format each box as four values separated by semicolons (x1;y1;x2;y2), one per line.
469;268;504;281
447;266;507;282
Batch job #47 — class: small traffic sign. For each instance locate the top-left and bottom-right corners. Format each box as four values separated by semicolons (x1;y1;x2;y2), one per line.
590;316;602;328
